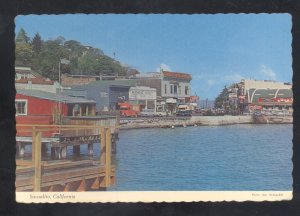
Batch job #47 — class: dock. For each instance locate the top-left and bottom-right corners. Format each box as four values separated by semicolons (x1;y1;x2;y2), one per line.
16;116;119;192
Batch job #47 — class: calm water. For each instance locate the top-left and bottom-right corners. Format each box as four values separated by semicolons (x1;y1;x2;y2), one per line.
20;124;293;191
108;124;292;191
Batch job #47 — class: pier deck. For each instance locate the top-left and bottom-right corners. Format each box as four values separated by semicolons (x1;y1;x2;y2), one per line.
16;160;115;191
16;124;117;191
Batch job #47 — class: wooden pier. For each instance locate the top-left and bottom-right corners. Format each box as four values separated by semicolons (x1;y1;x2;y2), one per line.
16;123;118;192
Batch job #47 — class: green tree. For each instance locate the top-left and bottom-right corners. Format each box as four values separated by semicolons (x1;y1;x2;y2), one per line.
16;28;30;44
15;43;34;66
31;33;42;55
15;28;135;78
64;40;84;56
32;40;69;80
214;86;229;109
54;36;66;46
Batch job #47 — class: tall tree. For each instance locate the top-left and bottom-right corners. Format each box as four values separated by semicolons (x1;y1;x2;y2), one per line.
31;33;42;55
15;28;30;44
15;44;33;66
32;40;69;80
214;86;229;109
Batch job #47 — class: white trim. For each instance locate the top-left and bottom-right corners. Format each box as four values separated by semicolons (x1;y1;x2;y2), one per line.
15;99;28;116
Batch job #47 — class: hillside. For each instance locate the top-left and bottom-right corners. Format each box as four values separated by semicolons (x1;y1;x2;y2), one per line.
15;28;139;80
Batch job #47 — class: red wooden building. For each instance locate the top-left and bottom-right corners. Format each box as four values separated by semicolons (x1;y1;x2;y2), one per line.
16;89;96;137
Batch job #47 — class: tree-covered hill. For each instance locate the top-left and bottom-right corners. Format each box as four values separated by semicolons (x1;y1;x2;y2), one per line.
15;28;139;80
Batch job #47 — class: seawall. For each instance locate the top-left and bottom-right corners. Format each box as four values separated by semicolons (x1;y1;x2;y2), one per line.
119;115;253;130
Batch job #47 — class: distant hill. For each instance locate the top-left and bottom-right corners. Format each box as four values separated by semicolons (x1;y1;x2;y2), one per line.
15;28;139;81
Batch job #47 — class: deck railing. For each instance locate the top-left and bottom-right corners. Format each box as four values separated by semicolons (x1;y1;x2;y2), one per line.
16;124;116;191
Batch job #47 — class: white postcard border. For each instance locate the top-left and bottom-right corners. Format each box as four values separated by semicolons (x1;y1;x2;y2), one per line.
16;191;292;203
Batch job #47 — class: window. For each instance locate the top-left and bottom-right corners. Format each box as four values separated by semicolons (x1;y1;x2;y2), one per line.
185;86;189;95
174;85;178;94
170;85;173;94
179;85;181;94
15;100;27;115
165;84;167;94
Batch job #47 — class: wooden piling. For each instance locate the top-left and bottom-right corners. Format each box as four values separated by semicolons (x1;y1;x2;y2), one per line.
100;127;106;165
60;146;67;159
32;128;42;191
41;143;47;157
51;147;56;159
105;128;111;187
88;143;94;156
16;124;118;191
73;145;80;156
17;142;25;157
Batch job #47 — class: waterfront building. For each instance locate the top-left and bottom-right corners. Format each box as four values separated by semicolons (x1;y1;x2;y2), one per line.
61;74;128;86
161;71;192;114
240;79;292;95
246;88;293;113
15;66;59;93
233;79;292;113
131;71;192;114
63;80;136;112
16;89;96;135
129;86;157;110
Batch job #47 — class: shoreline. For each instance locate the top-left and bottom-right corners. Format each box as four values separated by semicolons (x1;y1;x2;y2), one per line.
119;115;254;130
119;115;293;130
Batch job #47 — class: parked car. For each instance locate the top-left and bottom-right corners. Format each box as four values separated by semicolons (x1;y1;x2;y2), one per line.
140;109;156;117
176;110;192;116
155;111;167;117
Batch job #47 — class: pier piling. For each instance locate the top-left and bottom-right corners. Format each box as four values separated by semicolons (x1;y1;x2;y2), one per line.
88;143;94;156
73;145;80;156
32;128;42;191
17;142;25;158
16;122;118;192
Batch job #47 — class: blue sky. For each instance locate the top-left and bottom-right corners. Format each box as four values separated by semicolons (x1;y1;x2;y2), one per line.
15;14;292;100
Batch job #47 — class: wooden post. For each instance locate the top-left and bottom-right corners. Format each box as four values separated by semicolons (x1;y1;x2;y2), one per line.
51;147;56;159
60;146;67;159
33;129;42;191
111;134;117;154
41;143;47;158
105;127;111;187
32;126;36;162
88;143;94;156
73;145;80;156
100;127;106;165
17;142;25;158
86;105;89;116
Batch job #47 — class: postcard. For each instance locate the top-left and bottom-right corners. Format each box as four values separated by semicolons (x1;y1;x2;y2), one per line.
14;14;293;203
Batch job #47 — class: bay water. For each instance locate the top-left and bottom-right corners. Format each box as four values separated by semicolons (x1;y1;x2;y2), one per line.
108;124;292;191
21;124;292;191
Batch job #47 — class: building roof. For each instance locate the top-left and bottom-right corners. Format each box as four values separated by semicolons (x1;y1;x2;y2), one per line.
17;89;95;104
15;66;31;74
16;77;54;85
248;88;293;103
162;71;192;81
88;79;137;87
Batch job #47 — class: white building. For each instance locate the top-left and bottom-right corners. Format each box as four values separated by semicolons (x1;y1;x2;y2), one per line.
15;66;59;93
161;71;192;114
129;86;157;110
161;71;192;101
130;71;193;114
241;79;292;95
15;67;35;80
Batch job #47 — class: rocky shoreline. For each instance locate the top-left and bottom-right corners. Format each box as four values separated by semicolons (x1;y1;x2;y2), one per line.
119;115;254;130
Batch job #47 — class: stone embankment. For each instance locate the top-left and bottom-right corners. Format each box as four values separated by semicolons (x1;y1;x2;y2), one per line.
119;115;253;130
